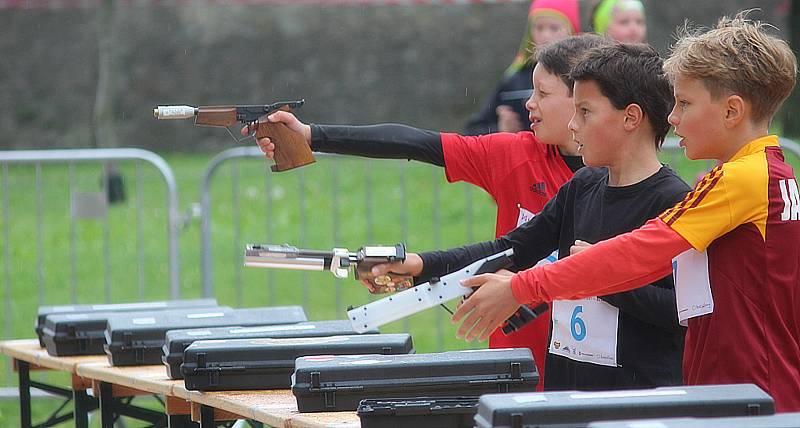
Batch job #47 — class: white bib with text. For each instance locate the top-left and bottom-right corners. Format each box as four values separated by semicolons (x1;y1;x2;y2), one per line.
517;205;558;265
672;249;714;326
549;297;619;367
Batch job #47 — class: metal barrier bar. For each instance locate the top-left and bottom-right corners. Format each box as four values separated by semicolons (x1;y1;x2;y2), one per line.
69;163;77;303
201;147;336;298
263;164;276;305
135;162;145;300
299;168;309;307
0;148;181;299
35;163;44;306
331;160;342;311
102;163;111;302
232;160;242;307
2;164;10;386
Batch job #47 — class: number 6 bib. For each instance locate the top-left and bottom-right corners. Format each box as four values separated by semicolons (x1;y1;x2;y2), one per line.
549;298;619;367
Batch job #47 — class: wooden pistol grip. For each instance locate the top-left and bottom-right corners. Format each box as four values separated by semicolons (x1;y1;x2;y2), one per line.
255;108;315;172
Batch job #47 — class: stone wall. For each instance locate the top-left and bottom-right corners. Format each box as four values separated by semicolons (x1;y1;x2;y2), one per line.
0;0;789;151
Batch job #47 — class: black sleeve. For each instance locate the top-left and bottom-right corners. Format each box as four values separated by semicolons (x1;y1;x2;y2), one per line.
416;180;570;283
600;277;683;331
310;124;444;167
598;186;690;332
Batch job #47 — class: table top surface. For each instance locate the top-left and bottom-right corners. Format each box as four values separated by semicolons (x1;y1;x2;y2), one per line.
1;338;361;427
0;339;108;372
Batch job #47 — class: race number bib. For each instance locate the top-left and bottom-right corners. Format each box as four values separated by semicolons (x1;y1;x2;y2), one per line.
517;205;558;266
672;249;714;326
550;298;619;367
516;204;535;226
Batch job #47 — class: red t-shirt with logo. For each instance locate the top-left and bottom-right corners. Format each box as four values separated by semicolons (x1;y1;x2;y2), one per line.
441;131;575;390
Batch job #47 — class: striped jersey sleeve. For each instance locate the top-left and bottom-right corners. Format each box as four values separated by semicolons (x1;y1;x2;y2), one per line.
659;159;769;252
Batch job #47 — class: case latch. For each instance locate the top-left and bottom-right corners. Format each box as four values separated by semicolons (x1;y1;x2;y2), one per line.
510;412;523;428
196;352;207;369
310;371;321;389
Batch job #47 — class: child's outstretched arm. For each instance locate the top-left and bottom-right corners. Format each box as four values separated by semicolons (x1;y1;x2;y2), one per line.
512;217;692;304
244;111;445;166
452;218;691;341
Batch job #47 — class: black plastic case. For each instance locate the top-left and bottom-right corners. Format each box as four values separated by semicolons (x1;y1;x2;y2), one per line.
292;348;538;413
163;319;378;379
474;384;775;428
39;299;220;356
588;412;800;428
104;306;307;366
357;397;479;428
181;333;413;391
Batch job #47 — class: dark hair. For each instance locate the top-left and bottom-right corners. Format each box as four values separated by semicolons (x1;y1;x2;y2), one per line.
535;34;612;96
569;43;674;148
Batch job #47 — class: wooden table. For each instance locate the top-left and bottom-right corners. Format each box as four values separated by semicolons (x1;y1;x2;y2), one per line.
75;361;194;427
0;339;104;428
77;361;362;427
175;388;360;428
2;339;362;428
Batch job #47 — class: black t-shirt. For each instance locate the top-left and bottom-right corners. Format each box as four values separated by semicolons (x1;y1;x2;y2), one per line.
419;166;691;390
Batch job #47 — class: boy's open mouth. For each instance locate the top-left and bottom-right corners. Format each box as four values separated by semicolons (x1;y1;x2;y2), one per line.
675;132;686;147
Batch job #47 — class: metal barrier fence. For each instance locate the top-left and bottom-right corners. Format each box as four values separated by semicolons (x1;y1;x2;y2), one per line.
0;149;181;300
198;147;489;353
0;148;181;361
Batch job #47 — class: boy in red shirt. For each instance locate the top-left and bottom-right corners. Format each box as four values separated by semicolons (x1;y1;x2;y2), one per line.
455;14;800;411
248;35;610;390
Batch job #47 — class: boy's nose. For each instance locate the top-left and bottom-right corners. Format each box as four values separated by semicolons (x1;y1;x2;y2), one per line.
667;109;679;126
525;96;536;111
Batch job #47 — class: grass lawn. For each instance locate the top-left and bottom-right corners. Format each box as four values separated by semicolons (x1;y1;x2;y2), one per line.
0;147;797;426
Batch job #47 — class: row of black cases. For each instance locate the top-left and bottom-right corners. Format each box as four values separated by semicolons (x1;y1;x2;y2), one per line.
474;383;775;428
163;319;378;379
292;348;538;413
104;306;308;366
357;397;479;428
182;333;413;390
39;299;220;355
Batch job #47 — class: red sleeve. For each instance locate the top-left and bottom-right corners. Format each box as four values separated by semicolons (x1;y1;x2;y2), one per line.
510;218;693;304
441;132;519;195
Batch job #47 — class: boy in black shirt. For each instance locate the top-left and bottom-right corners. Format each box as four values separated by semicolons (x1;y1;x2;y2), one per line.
369;43;691;390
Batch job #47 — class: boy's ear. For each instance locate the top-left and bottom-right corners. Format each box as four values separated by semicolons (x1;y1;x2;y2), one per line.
623;104;644;131
723;95;746;128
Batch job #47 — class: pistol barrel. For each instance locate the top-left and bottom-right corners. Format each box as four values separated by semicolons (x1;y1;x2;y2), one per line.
153;105;198;120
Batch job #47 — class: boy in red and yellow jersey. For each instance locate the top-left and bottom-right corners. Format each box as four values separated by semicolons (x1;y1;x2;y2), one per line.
455;14;800;411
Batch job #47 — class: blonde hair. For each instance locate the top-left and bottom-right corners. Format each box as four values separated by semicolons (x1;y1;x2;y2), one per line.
663;11;797;123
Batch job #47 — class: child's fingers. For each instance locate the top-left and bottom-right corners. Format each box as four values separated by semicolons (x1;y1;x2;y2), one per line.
460;273;490;288
371;261;405;276
359;279;377;293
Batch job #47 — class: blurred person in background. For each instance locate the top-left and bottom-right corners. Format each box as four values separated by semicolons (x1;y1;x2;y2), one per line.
464;0;580;135
592;0;647;43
